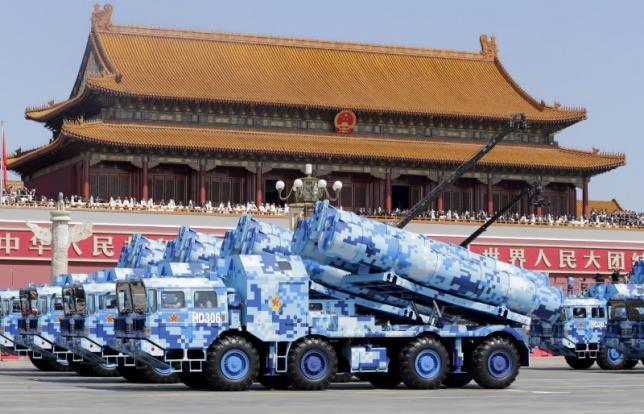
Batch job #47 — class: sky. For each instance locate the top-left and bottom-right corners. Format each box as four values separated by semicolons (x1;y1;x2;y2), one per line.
0;0;643;209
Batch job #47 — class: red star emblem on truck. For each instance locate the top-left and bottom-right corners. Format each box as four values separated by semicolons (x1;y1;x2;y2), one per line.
270;294;282;312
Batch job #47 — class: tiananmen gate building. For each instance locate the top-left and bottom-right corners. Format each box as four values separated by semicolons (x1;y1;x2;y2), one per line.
9;4;624;217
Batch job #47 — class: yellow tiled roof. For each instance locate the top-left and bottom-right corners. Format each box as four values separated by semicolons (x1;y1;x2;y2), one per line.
577;199;624;215
25;121;619;173
25;11;586;124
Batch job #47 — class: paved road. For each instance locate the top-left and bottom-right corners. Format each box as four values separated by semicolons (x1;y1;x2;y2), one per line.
0;358;642;414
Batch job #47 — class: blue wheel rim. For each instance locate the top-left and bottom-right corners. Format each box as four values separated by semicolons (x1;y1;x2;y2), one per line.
220;349;250;380
607;348;624;364
154;366;173;376
414;349;441;379
487;350;512;379
300;349;329;381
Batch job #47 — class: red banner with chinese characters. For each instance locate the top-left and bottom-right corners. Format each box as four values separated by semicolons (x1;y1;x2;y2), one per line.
0;222;642;274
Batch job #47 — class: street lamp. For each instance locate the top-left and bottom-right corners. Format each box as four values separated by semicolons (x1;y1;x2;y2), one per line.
275;163;342;229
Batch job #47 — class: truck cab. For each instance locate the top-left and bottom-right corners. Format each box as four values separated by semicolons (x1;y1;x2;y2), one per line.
0;289;27;355
605;298;644;360
59;279;122;376
16;285;72;371
109;274;227;383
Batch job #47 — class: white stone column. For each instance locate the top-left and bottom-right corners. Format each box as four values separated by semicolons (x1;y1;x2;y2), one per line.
50;209;71;281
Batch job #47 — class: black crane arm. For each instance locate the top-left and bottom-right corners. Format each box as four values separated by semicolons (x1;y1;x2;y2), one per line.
396;113;527;229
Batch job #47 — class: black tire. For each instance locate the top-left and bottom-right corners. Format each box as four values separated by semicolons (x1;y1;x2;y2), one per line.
623;359;639;369
69;361;120;377
287;337;337;391
596;346;629;370
202;335;259;391
397;337;448;389
139;365;179;384
116;363;148;383
361;373;401;389
564;356;595;370
178;372;210;389
28;354;70;372
471;337;520;389
442;372;473;388
29;354;57;371
257;375;291;389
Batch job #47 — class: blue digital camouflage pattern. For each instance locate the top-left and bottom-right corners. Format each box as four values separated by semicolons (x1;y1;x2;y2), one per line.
531;284;644;358
350;346;388;372
0;289;20;353
225;254;309;342
163;225;222;264
604;286;644;358
117;233;166;268
293;202;562;323
631;260;644;284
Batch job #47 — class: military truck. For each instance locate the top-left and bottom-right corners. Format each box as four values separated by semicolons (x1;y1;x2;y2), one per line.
529;280;644;370
110;203;564;391
15;280;85;371
604;271;644;363
0;289;27;356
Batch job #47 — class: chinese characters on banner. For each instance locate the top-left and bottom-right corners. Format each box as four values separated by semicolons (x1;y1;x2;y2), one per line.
0;226;643;274
471;245;644;273
0;229;171;262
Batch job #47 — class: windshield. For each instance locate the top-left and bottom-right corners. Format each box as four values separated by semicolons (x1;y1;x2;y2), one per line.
609;301;627;321
116;281;147;314
19;289;39;317
626;300;644;321
62;286;87;317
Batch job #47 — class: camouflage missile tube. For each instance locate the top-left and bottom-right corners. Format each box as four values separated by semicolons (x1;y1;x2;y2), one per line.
117;233;167;269
293;201;563;323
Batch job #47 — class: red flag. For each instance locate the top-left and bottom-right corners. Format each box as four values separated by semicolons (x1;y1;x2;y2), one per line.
2;126;7;189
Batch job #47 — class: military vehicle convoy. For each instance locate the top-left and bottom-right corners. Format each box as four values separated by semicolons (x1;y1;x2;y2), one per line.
107;202;565;391
0;289;25;356
530;281;643;370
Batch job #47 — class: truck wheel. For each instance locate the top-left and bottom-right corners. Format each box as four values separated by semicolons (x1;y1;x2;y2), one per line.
623;359;639;369
28;354;69;372
69;361;119;377
471;337;519;389
564;356;595;370
360;373;401;389
139;366;179;384
398;337;448;389
442;373;472;388
116;363;148;383
178;372;210;389
203;336;259;391
597;346;628;370
257;375;291;389
287;337;337;390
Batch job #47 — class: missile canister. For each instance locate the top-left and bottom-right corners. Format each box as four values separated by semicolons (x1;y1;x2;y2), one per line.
163;225;222;264
117;233;166;269
292;202;563;323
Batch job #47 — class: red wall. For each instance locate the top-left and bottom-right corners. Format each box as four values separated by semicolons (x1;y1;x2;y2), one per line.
0;261;109;288
25;164;77;199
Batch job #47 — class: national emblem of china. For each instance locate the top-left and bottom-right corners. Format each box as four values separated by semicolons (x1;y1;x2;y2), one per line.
334;110;357;134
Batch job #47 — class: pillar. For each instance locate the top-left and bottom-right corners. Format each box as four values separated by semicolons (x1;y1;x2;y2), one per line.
199;166;206;205
385;171;392;212
141;159;149;200
486;174;493;216
437;175;444;211
50;208;71;281
255;166;263;205
582;176;589;218
82;156;90;200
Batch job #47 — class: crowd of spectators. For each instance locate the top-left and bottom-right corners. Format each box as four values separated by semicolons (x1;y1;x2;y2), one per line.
1;188;643;229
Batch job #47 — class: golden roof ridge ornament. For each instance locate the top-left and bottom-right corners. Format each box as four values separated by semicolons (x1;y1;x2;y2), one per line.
92;3;113;31
479;34;497;60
